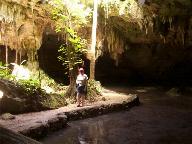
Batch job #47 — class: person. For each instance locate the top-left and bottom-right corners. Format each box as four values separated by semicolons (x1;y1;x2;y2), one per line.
76;68;88;107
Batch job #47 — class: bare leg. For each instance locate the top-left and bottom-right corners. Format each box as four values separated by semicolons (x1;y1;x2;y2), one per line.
81;95;85;107
76;93;81;106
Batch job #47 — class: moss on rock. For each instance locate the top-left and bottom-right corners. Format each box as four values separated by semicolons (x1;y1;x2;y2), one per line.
0;79;67;114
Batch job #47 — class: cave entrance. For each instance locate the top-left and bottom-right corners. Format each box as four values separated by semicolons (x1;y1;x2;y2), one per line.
38;32;68;84
38;32;90;84
95;53;138;86
0;45;27;66
95;52;192;87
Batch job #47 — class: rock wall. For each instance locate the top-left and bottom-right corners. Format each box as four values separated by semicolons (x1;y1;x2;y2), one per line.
96;0;192;85
0;79;67;114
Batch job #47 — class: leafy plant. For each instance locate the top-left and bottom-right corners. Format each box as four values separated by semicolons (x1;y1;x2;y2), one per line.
0;61;13;79
27;68;67;94
17;79;41;95
47;0;90;72
87;79;103;102
58;27;87;71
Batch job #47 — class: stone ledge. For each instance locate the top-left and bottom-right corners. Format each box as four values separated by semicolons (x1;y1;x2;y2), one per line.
0;95;139;140
20;113;68;140
64;95;139;121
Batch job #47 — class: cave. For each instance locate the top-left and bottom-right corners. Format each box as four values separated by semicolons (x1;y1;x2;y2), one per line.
37;31;68;84
95;45;192;87
37;28;192;87
38;31;91;84
0;45;16;65
38;34;192;87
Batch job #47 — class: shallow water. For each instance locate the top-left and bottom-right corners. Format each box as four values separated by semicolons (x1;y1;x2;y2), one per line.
40;87;192;144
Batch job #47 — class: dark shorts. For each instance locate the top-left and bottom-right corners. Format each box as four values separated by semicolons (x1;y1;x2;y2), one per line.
76;85;86;94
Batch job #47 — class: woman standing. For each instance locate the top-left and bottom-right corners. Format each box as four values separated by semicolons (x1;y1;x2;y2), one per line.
76;68;88;107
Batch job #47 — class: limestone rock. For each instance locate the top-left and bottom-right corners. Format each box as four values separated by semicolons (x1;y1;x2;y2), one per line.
0;79;67;114
0;113;16;120
0;126;41;144
0;0;48;52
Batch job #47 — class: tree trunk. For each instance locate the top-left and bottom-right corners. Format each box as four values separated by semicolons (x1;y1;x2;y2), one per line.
90;54;95;79
65;68;77;98
89;0;98;79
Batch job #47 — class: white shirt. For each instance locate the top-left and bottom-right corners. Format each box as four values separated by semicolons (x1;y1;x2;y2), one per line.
76;74;88;86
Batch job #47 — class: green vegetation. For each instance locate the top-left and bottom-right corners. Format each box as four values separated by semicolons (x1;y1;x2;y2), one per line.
0;61;68;113
0;62;12;79
57;28;87;71
87;79;103;102
17;79;40;95
0;58;103;114
48;0;90;72
47;0;93;98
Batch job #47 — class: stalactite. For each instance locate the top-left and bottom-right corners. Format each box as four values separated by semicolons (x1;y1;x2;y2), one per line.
15;50;18;64
31;1;37;62
19;50;22;64
0;0;48;55
98;25;125;66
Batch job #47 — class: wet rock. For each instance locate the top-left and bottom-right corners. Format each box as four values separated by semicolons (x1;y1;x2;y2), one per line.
101;97;106;101
20;123;48;140
57;113;68;121
166;88;180;97
48;114;67;131
136;89;147;93
19;114;68;139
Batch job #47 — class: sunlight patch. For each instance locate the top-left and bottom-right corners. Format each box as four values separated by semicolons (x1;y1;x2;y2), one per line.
11;63;30;80
0;90;4;99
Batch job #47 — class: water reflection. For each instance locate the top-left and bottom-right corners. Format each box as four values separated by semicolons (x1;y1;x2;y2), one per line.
77;120;105;144
41;118;110;144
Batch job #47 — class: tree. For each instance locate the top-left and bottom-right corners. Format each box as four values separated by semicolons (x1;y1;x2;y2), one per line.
47;0;91;97
58;28;87;97
89;0;98;80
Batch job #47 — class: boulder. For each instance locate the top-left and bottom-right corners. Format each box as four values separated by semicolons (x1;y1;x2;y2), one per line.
0;79;67;114
0;125;41;144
